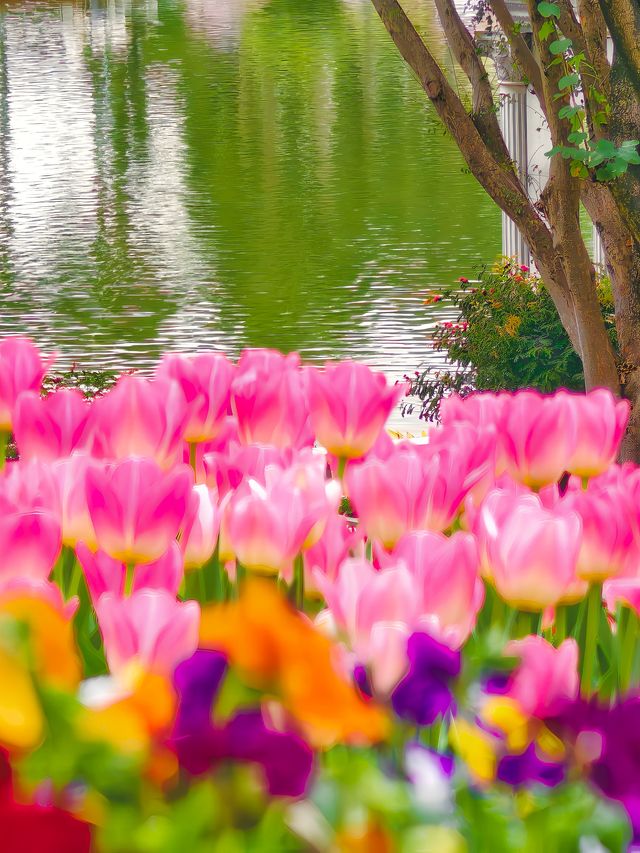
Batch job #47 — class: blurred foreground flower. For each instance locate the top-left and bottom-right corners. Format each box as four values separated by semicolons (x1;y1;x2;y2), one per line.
199;580;388;745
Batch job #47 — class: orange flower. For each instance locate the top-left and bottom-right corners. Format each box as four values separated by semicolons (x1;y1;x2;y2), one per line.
200;580;388;746
0;592;81;691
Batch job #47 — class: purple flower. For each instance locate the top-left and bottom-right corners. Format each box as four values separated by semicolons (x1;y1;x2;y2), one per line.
549;697;640;843
497;744;564;788
353;664;373;698
391;632;460;726
172;650;314;798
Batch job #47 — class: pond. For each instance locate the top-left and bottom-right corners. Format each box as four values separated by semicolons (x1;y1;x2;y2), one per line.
0;0;500;426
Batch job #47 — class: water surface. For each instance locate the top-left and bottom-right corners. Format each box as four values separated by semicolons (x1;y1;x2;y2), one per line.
0;0;500;425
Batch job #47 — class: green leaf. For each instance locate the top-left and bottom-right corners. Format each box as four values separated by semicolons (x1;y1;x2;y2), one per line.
594;138;617;156
568;51;586;70
570;161;589;178
568;131;588;143
549;37;572;54
617;140;640;163
539;19;556;39
558;105;582;119
545;145;565;158
537;1;561;16
590;86;608;104
558;72;580;89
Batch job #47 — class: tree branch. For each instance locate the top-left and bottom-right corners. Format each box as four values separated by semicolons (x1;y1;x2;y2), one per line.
488;0;547;111
433;0;513;166
599;0;640;91
369;0;583;350
577;0;611;100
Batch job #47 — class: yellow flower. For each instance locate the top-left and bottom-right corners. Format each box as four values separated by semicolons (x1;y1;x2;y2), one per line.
449;719;496;784
535;724;565;761
0;593;81;691
481;696;530;752
503;315;522;337
0;642;43;751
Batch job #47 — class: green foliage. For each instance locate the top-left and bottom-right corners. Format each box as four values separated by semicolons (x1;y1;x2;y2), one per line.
42;367;119;399
403;259;617;422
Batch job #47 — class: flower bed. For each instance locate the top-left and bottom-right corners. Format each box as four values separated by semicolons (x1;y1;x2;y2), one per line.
0;336;638;851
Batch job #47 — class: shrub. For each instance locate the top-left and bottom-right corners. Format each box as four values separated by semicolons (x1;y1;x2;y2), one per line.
402;258;617;422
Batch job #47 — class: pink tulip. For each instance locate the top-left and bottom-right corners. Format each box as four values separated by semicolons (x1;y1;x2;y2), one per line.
501;391;574;488
563;389;629;478
52;454;100;549
0;511;61;583
156;352;235;443
347;439;486;547
463;473;531;539
225;469;320;575
96;589;199;676
504;635;579;719
85;458;192;564
77;541;184;605
280;451;341;548
346;444;433;548
423;421;497;504
237;348;301;374
304;512;362;587
13;389;92;461
543;480;634;582
181;485;220;570
0;578;78;620
0;459;60;516
231;350;312;449
0;337;54;431
315;558;416;692
307;361;404;459
603;578;640;616
439;391;509;431
90;375;188;468
481;492;582;610
390;530;484;647
202;443;292;497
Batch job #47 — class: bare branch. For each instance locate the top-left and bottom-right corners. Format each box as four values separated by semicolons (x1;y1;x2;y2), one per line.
556;0;589;57
577;0;611;99
488;0;546;111
432;0;513;166
369;0;584;349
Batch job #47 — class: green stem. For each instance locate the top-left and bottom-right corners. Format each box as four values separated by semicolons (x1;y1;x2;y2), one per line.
189;442;198;475
197;566;207;604
555;605;567;646
337;457;346;483
124;563;135;597
0;430;8;470
235;562;246;597
292;554;305;611
205;542;224;603
581;583;602;698
67;557;82;600
490;591;505;632
619;606;637;695
515;610;541;638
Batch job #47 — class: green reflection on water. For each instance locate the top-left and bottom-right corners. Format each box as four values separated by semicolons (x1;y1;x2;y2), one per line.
0;0;499;376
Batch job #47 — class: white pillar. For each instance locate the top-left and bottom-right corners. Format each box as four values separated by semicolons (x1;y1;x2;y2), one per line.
499;81;531;266
593;228;606;270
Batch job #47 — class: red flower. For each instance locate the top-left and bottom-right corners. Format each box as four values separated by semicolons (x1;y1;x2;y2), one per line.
0;751;92;853
458;277;469;284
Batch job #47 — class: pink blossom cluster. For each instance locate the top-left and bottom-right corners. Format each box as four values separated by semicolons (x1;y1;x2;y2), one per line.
0;335;637;710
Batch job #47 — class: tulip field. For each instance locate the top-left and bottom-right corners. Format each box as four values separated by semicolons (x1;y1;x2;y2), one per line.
2;335;640;851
